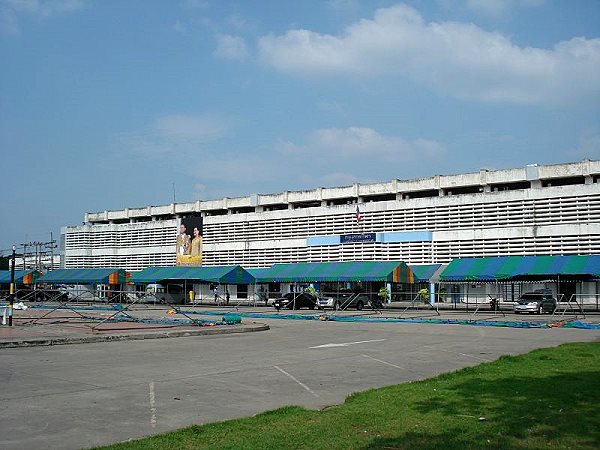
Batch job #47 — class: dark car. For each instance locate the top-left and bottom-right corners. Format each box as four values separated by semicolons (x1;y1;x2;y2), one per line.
15;287;69;302
513;289;557;314
273;292;318;310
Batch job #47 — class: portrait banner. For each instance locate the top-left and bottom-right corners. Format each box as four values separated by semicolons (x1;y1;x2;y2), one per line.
176;216;203;266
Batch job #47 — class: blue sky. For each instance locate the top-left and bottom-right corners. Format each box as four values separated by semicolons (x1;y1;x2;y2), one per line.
1;0;599;252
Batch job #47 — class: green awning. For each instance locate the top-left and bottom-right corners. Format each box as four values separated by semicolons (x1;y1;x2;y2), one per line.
129;266;254;285
38;269;126;284
246;268;271;283
251;261;415;283
409;264;442;283
439;255;600;282
0;270;41;285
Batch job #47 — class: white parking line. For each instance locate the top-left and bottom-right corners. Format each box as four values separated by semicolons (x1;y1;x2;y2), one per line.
274;366;320;398
458;352;492;362
148;381;157;428
310;339;386;349
420;344;492;362
361;354;405;370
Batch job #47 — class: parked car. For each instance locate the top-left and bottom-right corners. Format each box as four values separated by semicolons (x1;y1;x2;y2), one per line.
513;289;557;314
15;287;69;302
141;283;185;304
318;292;370;310
273;292;318;310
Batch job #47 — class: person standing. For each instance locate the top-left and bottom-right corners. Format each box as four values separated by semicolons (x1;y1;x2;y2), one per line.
190;227;202;257
176;224;191;257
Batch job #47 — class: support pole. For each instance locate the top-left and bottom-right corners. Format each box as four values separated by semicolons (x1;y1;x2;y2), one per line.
9;245;16;326
429;282;435;306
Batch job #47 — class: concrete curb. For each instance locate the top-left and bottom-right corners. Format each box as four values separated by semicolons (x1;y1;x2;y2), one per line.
0;322;270;349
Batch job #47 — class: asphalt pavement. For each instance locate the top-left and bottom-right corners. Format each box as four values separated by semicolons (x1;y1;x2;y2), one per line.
1;308;599;450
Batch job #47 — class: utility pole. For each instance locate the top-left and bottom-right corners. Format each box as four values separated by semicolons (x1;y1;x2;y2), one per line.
34;241;40;271
20;237;58;271
9;245;15;326
50;232;54;270
22;242;27;269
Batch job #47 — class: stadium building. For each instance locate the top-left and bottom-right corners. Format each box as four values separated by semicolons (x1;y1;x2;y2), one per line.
61;160;600;272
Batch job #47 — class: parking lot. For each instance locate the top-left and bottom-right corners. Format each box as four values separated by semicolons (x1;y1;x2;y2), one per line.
1;308;599;450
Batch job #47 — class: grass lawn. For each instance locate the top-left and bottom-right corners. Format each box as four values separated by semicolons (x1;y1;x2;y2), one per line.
97;342;600;450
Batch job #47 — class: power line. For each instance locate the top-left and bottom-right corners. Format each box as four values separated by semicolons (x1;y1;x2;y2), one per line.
19;235;58;271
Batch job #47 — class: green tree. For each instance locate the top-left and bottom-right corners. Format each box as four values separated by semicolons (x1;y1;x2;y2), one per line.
378;286;390;302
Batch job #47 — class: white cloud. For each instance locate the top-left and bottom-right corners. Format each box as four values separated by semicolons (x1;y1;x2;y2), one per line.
214;33;249;60
257;3;600;105
464;0;545;16
227;13;256;33
278;127;445;163
184;127;445;195
0;0;84;34
155;114;228;142
119;122;446;199
118;114;230;158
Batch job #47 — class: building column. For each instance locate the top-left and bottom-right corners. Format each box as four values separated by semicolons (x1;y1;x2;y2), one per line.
530;180;542;189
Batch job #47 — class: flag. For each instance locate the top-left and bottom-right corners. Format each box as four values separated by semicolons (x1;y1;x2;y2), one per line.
355;204;362;223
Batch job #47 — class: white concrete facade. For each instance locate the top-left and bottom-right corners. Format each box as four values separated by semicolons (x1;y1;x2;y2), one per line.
62;160;600;271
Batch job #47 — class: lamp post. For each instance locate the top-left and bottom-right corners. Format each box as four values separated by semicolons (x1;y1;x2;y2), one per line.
9;245;16;326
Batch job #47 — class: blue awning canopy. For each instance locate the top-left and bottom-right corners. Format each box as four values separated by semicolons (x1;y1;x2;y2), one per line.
129;266;255;285
38;269;126;284
0;270;40;285
409;264;442;283
440;255;600;282
246;261;415;283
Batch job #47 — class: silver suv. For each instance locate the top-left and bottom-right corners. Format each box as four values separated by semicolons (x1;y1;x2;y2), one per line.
318;292;369;310
513;289;557;314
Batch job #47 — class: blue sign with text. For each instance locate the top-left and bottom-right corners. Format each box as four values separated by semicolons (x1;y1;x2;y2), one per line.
340;233;376;244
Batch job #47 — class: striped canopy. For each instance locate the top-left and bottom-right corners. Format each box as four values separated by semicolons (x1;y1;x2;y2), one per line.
409;264;442;283
39;268;126;284
129;266;254;285
250;261;415;283
0;270;41;285
440;255;600;282
246;268;271;282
